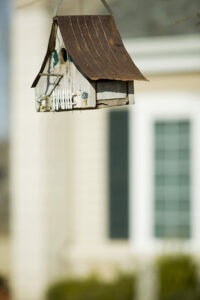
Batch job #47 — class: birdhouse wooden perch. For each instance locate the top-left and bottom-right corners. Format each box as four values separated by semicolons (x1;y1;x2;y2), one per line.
31;15;147;112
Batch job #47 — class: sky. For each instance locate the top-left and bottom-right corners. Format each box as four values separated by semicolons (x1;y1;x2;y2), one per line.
0;0;10;141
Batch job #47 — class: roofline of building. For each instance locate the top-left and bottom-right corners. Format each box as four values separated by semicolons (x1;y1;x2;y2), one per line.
124;34;200;75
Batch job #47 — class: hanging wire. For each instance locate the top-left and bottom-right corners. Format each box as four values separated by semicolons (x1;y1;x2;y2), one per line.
170;11;200;26
53;0;113;16
17;0;113;15
53;0;64;16
16;0;200;29
100;0;113;15
156;10;200;34
53;0;113;17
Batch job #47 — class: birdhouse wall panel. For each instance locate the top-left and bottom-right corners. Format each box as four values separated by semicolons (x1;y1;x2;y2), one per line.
70;63;96;109
97;81;128;100
96;98;129;109
128;81;135;105
34;26;96;111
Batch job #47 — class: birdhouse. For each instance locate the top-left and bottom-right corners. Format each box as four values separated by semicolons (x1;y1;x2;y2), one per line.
31;15;147;112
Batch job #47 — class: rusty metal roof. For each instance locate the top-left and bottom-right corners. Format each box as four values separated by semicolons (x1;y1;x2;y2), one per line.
57;15;147;81
32;15;147;88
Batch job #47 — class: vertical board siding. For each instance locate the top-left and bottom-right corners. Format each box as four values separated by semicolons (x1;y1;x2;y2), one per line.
109;110;129;239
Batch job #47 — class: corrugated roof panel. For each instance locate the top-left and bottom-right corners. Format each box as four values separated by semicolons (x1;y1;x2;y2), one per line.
57;15;147;81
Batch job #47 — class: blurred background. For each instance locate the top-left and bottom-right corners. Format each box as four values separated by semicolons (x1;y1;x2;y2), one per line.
0;0;200;299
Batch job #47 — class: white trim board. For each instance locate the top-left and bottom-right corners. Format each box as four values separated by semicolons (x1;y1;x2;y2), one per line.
129;92;200;256
124;34;200;75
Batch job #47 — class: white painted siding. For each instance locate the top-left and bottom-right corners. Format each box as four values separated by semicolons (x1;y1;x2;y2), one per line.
10;3;200;299
11;4;51;300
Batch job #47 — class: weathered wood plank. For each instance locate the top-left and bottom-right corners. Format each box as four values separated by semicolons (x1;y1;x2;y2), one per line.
128;81;135;105
66;61;96;108
96;98;129;109
97;81;127;100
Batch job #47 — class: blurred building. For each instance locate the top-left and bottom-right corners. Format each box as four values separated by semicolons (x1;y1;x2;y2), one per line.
0;0;10;282
11;0;200;300
0;143;10;278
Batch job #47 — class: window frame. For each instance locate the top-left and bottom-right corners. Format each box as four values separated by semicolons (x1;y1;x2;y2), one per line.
129;92;200;254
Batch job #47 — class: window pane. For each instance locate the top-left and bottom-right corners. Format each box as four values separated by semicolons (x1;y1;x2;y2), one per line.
154;121;191;239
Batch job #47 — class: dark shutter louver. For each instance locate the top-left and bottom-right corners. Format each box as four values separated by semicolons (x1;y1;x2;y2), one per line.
108;110;129;239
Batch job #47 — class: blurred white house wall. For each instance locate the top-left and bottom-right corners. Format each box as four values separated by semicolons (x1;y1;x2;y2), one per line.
125;35;200;75
127;35;200;255
11;1;110;300
0;237;10;277
11;2;52;300
10;1;200;300
0;143;10;278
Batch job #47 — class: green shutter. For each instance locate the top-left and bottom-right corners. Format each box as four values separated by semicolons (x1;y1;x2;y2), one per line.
108;110;129;239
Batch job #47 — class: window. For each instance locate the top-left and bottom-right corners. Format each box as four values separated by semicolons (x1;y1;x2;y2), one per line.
108;110;129;239
154;121;191;239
